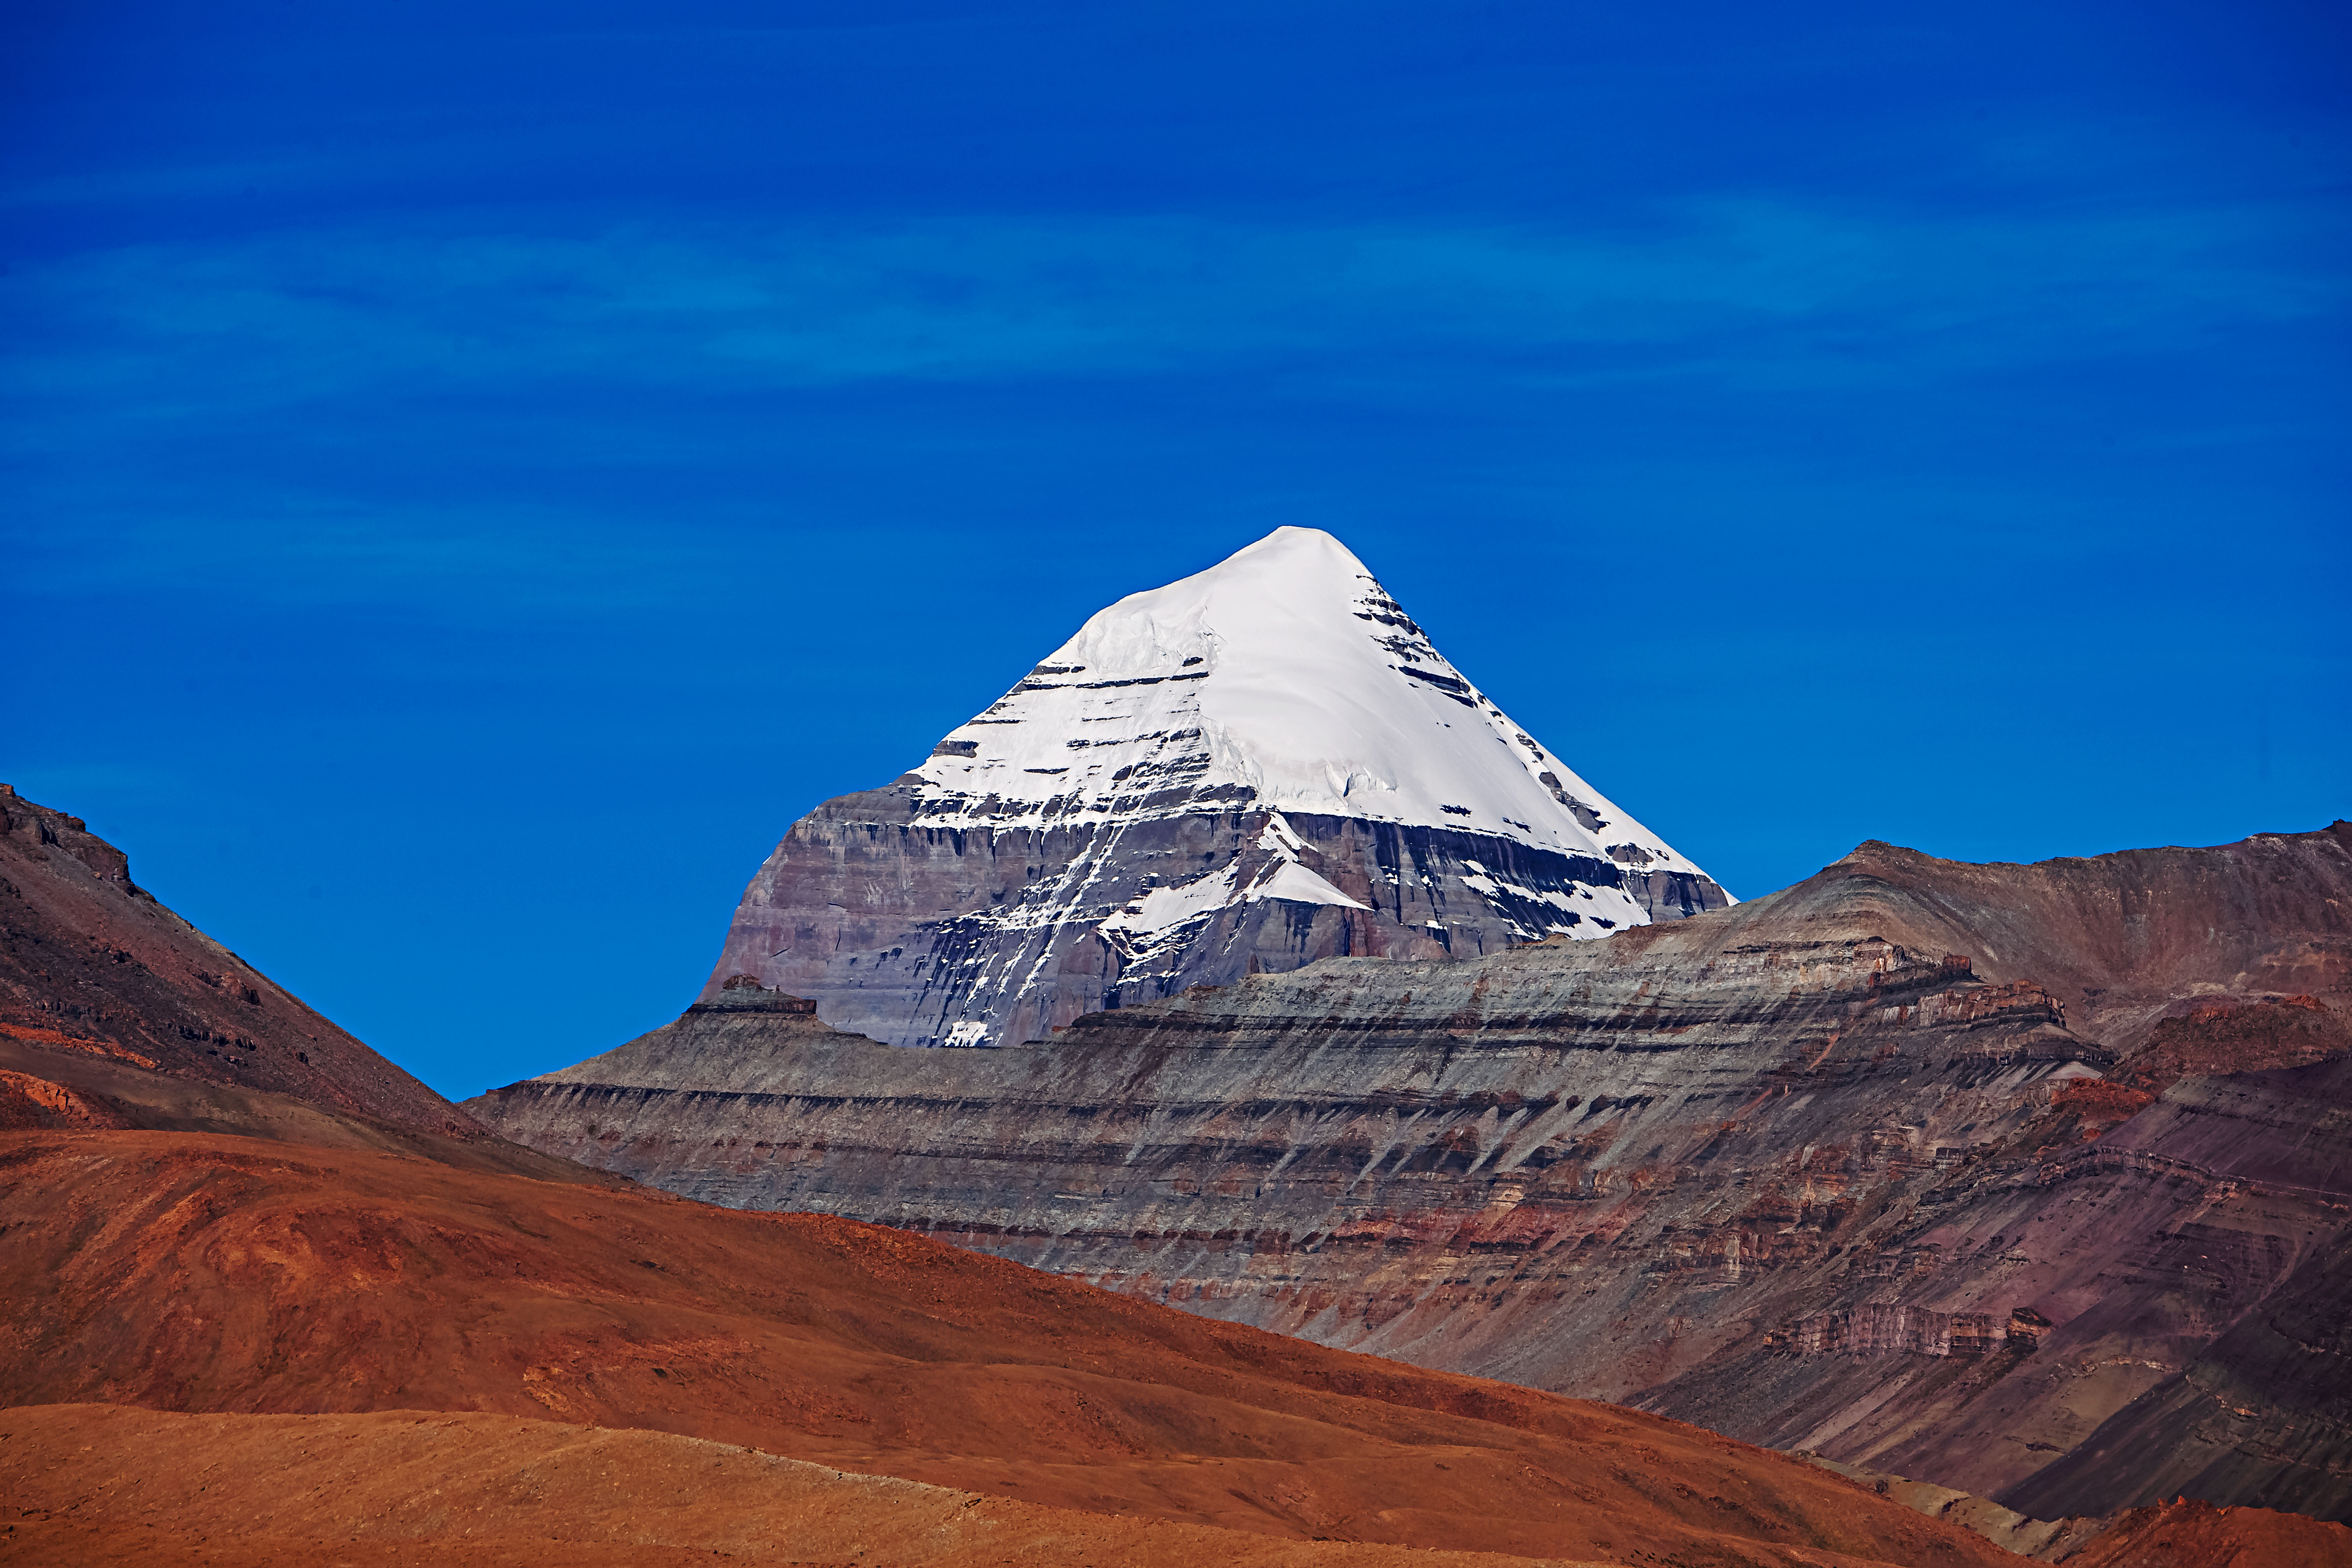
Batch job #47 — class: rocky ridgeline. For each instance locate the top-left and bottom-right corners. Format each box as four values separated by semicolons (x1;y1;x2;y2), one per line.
473;822;2352;1526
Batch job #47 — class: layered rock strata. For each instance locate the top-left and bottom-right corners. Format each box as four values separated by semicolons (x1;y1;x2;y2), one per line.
473;822;2352;1521
706;527;1729;1047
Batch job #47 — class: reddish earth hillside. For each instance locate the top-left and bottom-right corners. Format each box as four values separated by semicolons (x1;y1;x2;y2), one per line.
12;1417;2348;1568
0;1127;2013;1568
0;1031;627;1188
0;1405;1610;1567
2063;1496;2352;1566
0;784;471;1136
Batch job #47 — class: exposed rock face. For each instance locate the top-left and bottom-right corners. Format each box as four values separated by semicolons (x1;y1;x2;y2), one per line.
0;782;480;1137
473;822;2352;1522
708;527;1729;1048
1988;1083;2352;1523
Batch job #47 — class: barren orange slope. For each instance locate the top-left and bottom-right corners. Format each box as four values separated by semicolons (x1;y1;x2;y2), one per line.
0;1405;1605;1568
2064;1496;2352;1567
0;1127;2010;1568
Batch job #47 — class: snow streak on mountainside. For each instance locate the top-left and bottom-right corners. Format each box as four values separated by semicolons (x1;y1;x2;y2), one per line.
702;527;1732;1047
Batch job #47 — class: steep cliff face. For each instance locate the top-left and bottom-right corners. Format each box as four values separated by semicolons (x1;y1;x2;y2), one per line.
707;527;1729;1047
0;782;480;1137
472;822;2352;1519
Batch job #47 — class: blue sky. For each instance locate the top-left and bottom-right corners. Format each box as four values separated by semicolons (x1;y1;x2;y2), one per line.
5;0;2346;1098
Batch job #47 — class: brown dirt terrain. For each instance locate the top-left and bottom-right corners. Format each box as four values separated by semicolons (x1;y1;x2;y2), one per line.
2062;1495;2352;1566
0;1033;626;1188
0;1126;2015;1568
0;1404;1607;1567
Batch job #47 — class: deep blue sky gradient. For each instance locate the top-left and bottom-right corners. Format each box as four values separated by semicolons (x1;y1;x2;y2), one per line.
5;1;2347;1097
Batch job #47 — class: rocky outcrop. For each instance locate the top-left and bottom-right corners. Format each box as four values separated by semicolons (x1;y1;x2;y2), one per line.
0;782;481;1136
1795;1453;2112;1561
712;796;1730;1050
471;821;2352;1521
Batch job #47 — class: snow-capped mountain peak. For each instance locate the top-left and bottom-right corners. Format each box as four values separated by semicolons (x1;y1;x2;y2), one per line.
703;527;1732;1047
914;525;1706;880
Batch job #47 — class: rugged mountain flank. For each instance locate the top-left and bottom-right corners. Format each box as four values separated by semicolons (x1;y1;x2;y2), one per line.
707;527;1729;1048
0;782;481;1137
473;822;2352;1522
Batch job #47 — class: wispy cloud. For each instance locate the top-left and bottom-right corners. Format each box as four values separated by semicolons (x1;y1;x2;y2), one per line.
6;197;2341;423
6;193;2342;619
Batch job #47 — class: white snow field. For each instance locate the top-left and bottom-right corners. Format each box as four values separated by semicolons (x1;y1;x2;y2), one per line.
910;525;1726;937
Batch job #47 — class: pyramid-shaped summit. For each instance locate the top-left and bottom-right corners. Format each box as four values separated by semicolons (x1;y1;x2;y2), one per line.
707;527;1731;1046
